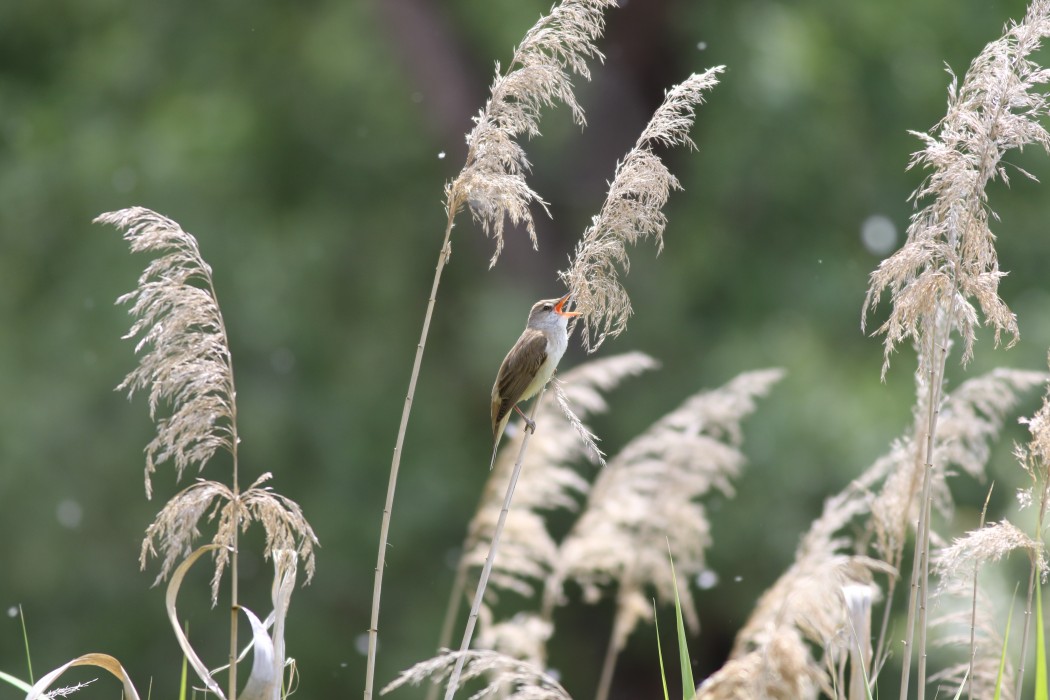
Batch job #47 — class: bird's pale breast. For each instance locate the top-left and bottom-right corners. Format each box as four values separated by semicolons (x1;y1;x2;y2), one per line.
520;331;566;401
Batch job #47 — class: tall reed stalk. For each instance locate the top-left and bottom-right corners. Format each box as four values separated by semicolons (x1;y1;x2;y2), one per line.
863;3;1050;694
365;213;453;700
363;3;614;697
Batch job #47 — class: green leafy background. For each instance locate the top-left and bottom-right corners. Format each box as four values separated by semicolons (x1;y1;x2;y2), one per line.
1;0;1048;697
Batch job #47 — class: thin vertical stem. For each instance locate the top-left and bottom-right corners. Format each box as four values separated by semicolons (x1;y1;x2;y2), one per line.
365;213;457;700
1016;559;1037;697
872;567;898;684
916;474;933;700
229;526;239;700
443;389;546;700
966;487;993;700
594;601;625;700
899;328;947;700
1016;477;1050;697
425;561;470;700
207;273;241;700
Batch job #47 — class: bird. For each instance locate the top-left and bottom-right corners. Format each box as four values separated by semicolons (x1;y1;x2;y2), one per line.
489;292;580;469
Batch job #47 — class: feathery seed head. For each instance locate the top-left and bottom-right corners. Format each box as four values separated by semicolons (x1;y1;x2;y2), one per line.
560;68;724;351
549;369;782;638
449;0;617;267
863;1;1050;376
96;207;235;498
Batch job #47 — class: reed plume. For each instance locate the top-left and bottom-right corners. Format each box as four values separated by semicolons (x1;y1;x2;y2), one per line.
561;67;724;351
97;207;236;499
1003;360;1050;695
383;650;572;700
696;626;820;700
930;517;1039;700
548;369;783;700
97;207;318;700
696;365;1035;700
448;0;617;266
700;479;887;700
862;0;1050;374
476;612;553;668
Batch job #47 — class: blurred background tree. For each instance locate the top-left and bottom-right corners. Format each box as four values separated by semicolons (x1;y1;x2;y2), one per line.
1;0;1048;697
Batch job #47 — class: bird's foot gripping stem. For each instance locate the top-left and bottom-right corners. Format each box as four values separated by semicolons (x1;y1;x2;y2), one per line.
514;404;537;434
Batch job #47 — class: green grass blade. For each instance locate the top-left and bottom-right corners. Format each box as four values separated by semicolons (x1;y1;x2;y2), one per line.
1037;573;1047;700
19;604;33;684
653;599;670;700
993;588;1016;700
668;550;695;699
0;669;32;693
179;622;189;700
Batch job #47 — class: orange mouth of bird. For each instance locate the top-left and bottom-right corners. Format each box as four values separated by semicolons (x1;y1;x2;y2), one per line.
555;293;580;317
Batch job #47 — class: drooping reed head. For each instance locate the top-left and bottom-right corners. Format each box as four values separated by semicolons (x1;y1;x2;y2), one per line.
560;67;724;351
548;369;783;638
95;207;235;498
710;478;886;700
863;1;1050;377
383;650;571;700
98;207;319;603
447;0;617;267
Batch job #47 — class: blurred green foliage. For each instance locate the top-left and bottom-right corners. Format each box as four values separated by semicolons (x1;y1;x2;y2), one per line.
1;0;1047;698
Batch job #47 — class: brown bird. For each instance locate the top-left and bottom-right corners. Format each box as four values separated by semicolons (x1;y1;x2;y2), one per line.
490;293;580;469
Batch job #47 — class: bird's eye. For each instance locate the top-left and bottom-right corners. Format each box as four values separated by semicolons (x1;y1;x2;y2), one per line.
543;304;553;311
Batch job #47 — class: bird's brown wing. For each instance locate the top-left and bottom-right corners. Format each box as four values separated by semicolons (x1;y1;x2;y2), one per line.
491;329;548;439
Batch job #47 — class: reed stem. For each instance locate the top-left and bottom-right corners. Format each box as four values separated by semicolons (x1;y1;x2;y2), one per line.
443;389;546;699
365;212;456;700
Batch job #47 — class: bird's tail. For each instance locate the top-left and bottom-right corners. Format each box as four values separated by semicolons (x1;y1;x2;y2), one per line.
488;439;500;471
489;414;510;470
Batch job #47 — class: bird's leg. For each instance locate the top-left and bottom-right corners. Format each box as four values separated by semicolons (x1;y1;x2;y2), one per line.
514;404;537;434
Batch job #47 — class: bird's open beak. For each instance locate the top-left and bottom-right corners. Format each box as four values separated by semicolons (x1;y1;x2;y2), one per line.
554;293;580;317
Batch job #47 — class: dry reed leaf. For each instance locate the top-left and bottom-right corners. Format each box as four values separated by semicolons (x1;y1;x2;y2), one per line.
166;545;227;699
26;653;140;700
238;604;278;700
239;549;299;700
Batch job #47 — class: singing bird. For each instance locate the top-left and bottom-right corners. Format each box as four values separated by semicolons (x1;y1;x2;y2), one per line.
490;293;580;469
